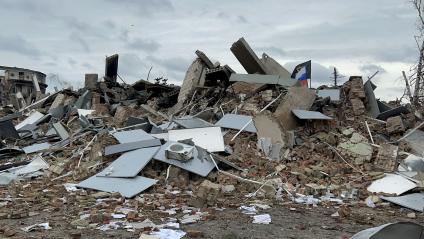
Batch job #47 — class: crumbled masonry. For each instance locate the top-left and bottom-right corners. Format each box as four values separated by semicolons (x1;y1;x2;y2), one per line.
0;37;422;238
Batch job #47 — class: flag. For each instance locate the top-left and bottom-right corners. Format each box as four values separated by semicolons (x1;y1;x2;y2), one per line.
291;60;311;87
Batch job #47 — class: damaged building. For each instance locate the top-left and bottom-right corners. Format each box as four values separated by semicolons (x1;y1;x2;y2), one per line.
0;37;422;238
0;66;47;108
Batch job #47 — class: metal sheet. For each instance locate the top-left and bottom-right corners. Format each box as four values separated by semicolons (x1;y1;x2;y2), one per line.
173;116;214;129
215;114;257;133
168;127;225;152
22;142;51;154
77;174;157;198
112;129;154;144
15;111;44;130
98;146;160;178
367;173;417;195
153;141;215;177
229;73;297;87
104;139;162;156
317;89;340;101
0;120;19;140
351;222;424;239
14;155;49;176
292;109;333;120
52;122;69;140
381;193;424;212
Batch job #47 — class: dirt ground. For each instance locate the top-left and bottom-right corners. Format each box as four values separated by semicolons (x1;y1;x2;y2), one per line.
0;203;422;239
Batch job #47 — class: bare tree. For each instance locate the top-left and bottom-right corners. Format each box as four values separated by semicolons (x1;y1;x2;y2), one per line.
410;0;424;107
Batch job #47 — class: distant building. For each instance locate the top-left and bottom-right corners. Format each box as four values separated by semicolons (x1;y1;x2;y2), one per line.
0;66;48;106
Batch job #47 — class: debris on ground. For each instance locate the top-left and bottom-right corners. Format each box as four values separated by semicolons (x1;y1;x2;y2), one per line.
0;37;423;238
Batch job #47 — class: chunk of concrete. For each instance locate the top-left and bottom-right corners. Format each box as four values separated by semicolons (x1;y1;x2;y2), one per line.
273;87;316;130
386;116;405;134
177;58;208;107
230;37;267;74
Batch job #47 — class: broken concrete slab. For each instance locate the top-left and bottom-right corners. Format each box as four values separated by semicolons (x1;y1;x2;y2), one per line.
153;141;215;177
260;53;293;80
253;114;285;160
386;116;405;134
292;109;333;120
168;127;225;152
98;146;160;178
78;173;157;198
104;139;162;156
195;50;215;69
230;37;267;74
273;87;316;130
215;114;257;133
177;58;208;107
367;173;417;195
381;193;424;212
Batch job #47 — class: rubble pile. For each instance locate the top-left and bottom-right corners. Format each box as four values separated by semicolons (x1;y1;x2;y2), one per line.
0;37;422;238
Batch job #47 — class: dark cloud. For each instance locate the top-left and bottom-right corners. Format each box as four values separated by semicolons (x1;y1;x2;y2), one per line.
127;38;161;53
0;35;40;57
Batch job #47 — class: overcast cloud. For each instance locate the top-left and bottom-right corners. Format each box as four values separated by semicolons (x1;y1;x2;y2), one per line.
0;0;418;100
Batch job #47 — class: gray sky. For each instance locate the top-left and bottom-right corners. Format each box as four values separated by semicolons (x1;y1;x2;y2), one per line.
0;0;418;100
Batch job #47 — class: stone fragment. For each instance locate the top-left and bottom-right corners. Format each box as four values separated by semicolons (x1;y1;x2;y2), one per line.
274;87;316;130
91;191;110;199
186;230;204;238
386;116;405;134
375;144;398;171
221;185;235;193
